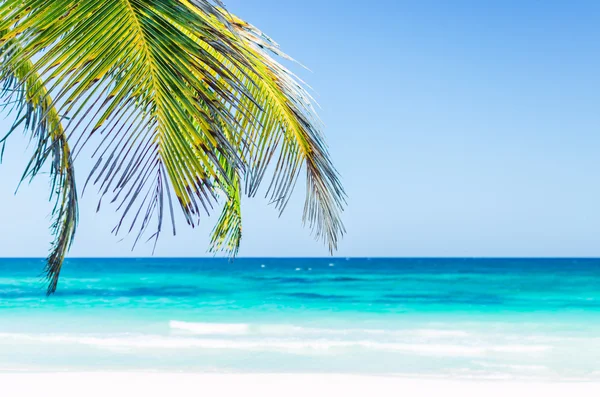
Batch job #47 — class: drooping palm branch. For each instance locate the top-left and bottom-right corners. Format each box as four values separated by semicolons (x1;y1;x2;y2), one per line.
0;0;345;294
0;41;78;294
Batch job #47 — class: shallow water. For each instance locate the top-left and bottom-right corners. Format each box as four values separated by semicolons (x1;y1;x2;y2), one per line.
1;258;600;379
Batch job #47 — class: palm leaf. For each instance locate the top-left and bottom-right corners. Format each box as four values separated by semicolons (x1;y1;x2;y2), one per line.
2;0;249;242
193;11;346;253
0;0;345;292
0;31;78;294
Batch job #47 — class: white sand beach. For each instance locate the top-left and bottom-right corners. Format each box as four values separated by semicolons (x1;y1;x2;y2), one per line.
3;373;600;397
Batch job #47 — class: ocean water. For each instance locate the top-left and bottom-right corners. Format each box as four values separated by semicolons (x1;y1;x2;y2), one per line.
1;258;600;379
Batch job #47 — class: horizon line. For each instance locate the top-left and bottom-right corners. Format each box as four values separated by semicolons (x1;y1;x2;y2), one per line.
2;256;600;260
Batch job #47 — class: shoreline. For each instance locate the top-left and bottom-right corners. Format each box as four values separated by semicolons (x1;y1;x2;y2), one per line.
3;373;600;397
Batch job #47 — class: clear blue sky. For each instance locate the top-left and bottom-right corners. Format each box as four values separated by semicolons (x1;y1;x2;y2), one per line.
1;0;600;257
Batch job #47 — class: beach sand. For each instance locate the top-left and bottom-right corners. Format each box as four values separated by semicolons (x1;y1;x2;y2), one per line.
2;373;599;397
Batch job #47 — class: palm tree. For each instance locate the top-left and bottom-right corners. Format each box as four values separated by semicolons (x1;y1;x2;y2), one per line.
0;0;345;294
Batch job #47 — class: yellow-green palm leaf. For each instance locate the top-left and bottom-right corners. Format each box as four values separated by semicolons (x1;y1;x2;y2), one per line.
0;0;345;293
0;34;78;294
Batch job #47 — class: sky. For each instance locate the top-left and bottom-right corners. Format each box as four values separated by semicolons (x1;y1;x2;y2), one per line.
1;0;600;258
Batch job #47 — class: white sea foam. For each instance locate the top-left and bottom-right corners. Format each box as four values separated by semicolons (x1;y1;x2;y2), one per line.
169;321;472;339
169;321;250;335
0;332;552;357
490;345;551;353
410;329;471;338
475;362;548;371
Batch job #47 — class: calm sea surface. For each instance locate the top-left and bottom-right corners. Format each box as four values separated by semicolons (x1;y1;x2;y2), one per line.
1;258;600;379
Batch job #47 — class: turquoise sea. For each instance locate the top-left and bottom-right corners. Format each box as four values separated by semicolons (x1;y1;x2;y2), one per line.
1;258;600;379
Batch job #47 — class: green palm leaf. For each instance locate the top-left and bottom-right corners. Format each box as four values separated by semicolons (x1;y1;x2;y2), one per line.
201;12;347;253
0;0;345;293
0;33;78;294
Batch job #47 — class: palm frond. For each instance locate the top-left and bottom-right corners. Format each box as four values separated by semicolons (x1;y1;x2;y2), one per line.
0;0;345;292
209;167;242;255
180;6;346;253
191;11;347;252
0;32;77;294
1;0;250;242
